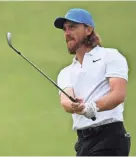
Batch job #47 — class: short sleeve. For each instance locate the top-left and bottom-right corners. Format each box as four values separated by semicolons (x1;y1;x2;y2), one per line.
57;67;72;94
105;49;129;81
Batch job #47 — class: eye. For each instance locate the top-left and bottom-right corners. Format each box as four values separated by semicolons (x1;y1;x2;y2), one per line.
63;23;77;31
69;24;76;29
63;26;66;31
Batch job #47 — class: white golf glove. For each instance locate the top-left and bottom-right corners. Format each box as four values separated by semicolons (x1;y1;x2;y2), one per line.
80;102;98;119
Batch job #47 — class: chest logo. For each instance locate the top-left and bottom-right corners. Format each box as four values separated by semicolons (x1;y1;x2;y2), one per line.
93;58;101;63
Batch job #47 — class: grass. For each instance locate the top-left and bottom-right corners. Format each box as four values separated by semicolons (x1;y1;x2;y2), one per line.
0;1;135;155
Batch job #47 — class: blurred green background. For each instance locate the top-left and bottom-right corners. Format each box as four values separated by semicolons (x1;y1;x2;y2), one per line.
0;1;135;156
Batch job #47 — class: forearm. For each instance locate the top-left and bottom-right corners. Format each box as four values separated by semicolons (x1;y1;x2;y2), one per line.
61;99;74;113
60;88;75;113
60;88;85;114
95;91;126;112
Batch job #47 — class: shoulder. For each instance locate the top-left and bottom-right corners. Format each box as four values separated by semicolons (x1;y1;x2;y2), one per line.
57;64;73;78
101;47;126;59
59;64;72;74
95;47;127;64
94;46;125;59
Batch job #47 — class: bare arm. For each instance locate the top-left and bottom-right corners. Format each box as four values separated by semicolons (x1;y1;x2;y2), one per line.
60;88;84;113
60;88;75;113
96;78;127;111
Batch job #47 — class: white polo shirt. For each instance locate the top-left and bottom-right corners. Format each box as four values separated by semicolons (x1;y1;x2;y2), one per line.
57;46;128;130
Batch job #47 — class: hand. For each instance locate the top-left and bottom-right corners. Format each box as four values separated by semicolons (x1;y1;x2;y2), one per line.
80;102;98;119
71;98;85;113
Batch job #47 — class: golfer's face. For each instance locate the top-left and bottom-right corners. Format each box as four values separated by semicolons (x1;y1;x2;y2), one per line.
63;21;86;53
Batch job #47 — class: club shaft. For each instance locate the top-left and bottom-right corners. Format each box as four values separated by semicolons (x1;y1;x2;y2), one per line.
21;54;76;101
9;44;96;120
10;45;76;102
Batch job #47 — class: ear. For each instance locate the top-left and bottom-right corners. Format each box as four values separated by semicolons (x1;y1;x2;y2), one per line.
85;26;93;36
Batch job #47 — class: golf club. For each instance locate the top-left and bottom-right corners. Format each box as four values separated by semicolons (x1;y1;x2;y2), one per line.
6;32;96;121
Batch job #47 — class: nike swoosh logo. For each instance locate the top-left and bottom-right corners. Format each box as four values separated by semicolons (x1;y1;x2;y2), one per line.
93;59;101;63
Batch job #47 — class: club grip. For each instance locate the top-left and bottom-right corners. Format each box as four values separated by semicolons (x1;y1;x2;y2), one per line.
91;116;96;121
69;96;96;121
69;96;77;102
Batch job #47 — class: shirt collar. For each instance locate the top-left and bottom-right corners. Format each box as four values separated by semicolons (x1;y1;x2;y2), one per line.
88;45;100;56
72;45;100;64
72;56;78;64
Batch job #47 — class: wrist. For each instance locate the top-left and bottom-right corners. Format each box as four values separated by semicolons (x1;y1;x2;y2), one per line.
81;101;98;114
96;105;100;112
80;101;97;119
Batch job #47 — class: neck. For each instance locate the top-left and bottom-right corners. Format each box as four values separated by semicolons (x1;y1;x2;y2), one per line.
75;46;92;64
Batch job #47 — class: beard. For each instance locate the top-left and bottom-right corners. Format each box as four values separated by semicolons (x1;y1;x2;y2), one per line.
66;36;88;55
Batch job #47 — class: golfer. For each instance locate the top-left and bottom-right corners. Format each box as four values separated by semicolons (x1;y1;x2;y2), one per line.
54;8;131;156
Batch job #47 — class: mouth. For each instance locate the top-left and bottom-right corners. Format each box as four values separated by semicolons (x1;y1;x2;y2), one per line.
67;40;72;43
66;37;75;43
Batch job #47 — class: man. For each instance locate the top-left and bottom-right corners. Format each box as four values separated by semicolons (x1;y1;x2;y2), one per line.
54;8;131;156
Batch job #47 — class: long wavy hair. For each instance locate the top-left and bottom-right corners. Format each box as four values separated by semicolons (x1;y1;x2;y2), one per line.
83;28;102;48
